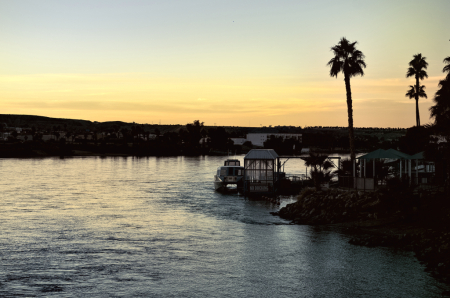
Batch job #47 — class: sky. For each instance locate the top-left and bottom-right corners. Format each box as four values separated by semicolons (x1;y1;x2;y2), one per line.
1;0;449;128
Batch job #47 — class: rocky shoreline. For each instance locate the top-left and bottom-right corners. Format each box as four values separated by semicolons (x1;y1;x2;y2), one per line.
272;187;450;289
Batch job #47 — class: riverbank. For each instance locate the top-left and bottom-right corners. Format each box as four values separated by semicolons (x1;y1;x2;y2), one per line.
273;186;450;288
0;141;222;157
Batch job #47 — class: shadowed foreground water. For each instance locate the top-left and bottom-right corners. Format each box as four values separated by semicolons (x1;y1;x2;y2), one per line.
0;156;448;297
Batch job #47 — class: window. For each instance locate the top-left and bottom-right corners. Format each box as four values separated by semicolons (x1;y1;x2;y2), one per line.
244;159;274;183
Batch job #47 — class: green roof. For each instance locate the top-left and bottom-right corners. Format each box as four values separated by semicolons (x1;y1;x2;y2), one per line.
410;151;425;159
244;149;279;160
357;148;414;160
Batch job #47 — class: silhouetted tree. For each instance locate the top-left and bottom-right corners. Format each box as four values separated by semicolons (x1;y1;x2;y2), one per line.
301;153;335;191
208;127;228;149
327;37;366;164
406;53;428;127
427;56;450;191
398;126;430;155
185;120;204;147
430;56;450;129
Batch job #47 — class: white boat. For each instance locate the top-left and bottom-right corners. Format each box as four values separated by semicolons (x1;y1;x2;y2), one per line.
214;159;245;191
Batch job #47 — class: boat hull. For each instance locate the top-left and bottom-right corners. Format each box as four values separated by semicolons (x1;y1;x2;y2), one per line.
214;175;243;191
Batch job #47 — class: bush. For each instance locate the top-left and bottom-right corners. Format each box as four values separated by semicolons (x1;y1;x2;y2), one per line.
296;187;316;202
386;176;411;192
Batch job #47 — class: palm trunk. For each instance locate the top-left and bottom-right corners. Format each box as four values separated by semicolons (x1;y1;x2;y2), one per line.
344;74;356;165
415;76;421;127
416;99;420;127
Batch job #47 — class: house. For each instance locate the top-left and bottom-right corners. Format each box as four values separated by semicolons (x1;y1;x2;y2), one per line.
230;138;246;146
246;133;302;147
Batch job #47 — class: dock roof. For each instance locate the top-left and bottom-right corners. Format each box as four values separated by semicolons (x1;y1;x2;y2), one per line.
357;148;414;160
244;149;279;160
410;151;425;159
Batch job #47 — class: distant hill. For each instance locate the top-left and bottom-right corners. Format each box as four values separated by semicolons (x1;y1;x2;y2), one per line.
0;114;406;141
0;114;182;134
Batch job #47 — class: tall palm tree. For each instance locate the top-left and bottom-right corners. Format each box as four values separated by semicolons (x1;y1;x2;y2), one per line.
406;53;428;127
327;37;366;163
405;85;427;103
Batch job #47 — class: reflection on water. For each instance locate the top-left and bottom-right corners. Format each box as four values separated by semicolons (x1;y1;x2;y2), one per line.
0;156;447;297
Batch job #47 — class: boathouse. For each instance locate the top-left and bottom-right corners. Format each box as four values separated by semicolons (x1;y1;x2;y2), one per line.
243;149;281;194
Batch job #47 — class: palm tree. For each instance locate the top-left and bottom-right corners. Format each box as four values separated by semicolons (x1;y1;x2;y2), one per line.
406;53;428;127
301;153;335;191
405;85;427;104
327;37;366;164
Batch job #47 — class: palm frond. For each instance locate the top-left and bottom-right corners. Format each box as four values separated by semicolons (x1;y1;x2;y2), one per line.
407;53;428;80
405;85;427;99
406;67;415;78
328;37;366;79
405;85;415;99
417;69;429;80
443;56;450;73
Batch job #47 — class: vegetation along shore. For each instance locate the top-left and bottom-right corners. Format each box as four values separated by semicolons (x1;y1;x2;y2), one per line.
1;114;407;158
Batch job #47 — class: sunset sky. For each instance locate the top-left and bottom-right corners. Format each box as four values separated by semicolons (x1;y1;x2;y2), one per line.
1;0;449;127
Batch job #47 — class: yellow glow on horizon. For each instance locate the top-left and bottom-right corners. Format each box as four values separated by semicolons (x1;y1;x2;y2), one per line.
0;73;440;128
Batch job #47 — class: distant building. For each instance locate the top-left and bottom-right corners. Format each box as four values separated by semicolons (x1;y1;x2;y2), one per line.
230;138;246;146
246;133;302;147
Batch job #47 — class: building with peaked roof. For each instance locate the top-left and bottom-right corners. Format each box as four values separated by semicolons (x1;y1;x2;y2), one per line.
243;149;281;194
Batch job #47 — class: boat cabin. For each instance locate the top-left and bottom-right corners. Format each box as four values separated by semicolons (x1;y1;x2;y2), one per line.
214;159;245;191
224;159;240;166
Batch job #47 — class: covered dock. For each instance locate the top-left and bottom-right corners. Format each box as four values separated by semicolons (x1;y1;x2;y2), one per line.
351;148;434;190
243;149;281;194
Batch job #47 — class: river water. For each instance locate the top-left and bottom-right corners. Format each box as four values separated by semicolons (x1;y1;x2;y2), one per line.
0;156;448;297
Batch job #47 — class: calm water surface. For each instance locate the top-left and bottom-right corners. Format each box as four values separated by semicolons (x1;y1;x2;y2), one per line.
0;156;448;297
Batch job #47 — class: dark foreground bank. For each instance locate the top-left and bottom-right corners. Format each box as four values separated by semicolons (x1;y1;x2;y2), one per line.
273;186;450;289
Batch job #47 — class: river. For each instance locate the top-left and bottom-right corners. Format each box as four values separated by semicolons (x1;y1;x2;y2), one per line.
0;156;447;297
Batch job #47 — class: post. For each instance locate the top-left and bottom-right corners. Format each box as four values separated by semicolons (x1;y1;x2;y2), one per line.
373;159;375;178
416;159;419;185
338;158;341;186
408;160;411;185
359;160;362;178
400;160;402;178
364;159;366;177
353;159;356;189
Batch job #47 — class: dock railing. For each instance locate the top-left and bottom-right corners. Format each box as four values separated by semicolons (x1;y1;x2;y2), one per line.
339;176;376;191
